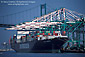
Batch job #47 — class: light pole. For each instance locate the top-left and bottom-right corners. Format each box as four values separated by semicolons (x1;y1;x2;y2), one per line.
2;42;8;51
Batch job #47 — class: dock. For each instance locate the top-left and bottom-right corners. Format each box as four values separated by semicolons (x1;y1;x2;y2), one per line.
0;49;14;52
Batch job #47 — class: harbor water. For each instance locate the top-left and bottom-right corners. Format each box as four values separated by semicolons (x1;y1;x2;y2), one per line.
0;51;85;57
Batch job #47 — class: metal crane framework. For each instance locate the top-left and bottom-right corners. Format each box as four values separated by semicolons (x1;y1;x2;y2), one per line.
5;7;85;51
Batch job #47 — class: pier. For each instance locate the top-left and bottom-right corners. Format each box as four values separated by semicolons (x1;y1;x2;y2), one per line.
0;49;14;52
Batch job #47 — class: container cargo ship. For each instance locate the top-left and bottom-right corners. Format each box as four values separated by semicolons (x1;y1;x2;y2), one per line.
9;24;68;53
7;7;69;53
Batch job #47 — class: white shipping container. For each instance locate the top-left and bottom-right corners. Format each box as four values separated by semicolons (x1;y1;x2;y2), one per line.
17;31;29;34
48;36;54;39
17;39;21;43
17;35;25;39
42;37;46;40
35;26;39;28
55;31;59;33
40;35;43;37
17;35;21;39
38;37;40;40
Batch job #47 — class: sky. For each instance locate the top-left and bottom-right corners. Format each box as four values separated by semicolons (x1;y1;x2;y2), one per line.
0;0;85;48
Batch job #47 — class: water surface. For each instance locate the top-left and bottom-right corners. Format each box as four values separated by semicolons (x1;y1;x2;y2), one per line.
0;51;85;57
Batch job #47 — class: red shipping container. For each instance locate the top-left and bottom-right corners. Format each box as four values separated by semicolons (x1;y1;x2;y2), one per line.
37;31;39;33
43;35;47;36
22;36;26;38
37;35;40;37
62;31;66;36
55;33;58;36
53;31;55;35
32;36;34;38
63;31;66;34
53;31;55;33
48;33;50;35
42;33;45;35
29;34;31;36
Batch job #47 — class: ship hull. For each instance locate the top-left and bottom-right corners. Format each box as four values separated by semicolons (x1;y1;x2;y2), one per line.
11;37;68;53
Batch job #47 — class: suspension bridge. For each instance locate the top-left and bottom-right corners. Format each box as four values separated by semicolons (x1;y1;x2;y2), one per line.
0;4;85;53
